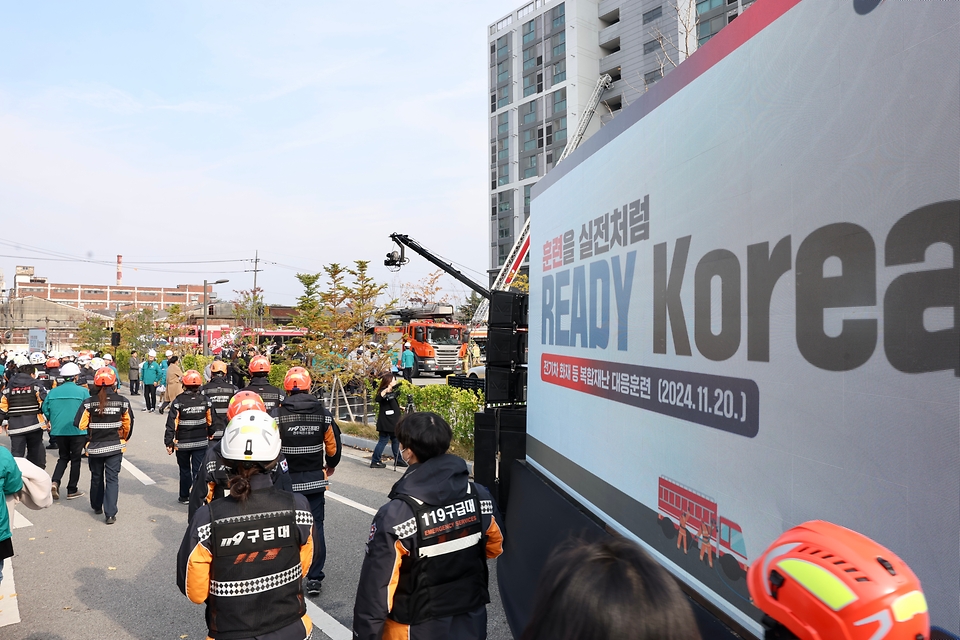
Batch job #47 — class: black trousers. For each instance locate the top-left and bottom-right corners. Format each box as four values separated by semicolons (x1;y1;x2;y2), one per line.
52;435;86;494
11;429;45;469
403;367;413;382
143;384;157;410
129;378;140;395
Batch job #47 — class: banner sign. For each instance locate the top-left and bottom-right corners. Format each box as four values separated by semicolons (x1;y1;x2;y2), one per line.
527;0;960;633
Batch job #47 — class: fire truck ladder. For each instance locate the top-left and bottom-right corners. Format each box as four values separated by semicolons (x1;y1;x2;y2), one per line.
471;73;614;327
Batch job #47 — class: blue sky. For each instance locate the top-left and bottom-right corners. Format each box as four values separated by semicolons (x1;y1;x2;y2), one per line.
0;1;521;304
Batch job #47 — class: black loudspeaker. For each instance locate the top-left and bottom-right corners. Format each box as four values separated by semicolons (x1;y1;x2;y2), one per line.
486;366;528;403
489;291;529;328
474;415;498;492
110;332;121;347
486;328;528;367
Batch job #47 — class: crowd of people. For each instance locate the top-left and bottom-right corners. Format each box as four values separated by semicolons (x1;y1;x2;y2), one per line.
0;345;937;640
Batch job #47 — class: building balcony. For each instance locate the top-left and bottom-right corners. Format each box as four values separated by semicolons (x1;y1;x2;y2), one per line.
599;21;620;51
598;0;621;24
599;49;624;77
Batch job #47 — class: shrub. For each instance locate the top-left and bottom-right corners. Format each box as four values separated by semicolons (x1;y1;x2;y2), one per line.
393;381;484;451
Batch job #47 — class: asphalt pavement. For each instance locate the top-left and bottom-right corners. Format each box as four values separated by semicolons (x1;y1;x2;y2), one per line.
0;390;513;640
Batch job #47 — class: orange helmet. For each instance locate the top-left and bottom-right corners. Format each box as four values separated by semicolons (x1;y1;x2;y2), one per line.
747;521;929;640
93;366;117;387
226;390;266;420
182;369;203;387
210;360;228;374
46;358;60;368
249;355;271;373
283;367;311;392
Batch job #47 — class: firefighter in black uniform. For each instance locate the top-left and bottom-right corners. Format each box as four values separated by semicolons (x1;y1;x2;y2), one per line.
75;367;134;524
165;370;213;505
178;409;316;640
353;412;504;640
199;360;237;442
244;355;284;413
273;367;340;597
185;390;293;523
0;356;49;469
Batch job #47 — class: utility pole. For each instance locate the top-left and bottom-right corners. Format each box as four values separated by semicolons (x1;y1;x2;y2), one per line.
245;250;264;340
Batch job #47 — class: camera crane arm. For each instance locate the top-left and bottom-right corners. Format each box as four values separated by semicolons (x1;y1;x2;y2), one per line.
384;233;491;300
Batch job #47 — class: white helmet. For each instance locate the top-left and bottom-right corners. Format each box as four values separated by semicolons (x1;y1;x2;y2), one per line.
147;349;157;358
13;354;30;367
29;352;45;365
77;355;91;365
91;357;105;370
103;353;113;362
59;362;81;377
165;350;173;358
221;410;281;463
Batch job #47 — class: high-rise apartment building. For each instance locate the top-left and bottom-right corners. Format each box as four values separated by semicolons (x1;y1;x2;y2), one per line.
487;0;755;275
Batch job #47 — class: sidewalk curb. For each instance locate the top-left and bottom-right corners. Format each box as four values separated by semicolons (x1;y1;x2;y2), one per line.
341;434;473;475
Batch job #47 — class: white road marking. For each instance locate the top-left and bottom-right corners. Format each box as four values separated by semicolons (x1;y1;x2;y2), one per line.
121;459;156;485
306;599;352;640
0;559;21;627
326;491;377;517
11;508;32;530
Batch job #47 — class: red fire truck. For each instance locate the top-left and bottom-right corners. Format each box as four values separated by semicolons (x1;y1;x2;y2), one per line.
657;476;749;579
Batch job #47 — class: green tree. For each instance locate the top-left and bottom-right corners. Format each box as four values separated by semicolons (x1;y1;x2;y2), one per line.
161;304;196;354
233;287;272;331
115;307;158;355
76;317;110;351
456;291;485;324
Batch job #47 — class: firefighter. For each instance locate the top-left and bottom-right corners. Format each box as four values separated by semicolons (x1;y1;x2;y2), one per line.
164;370;213;505
353;412;504;640
200;360;238;442
75;367;133;524
177;410;316;640
76;354;95;390
0;355;49;469
677;510;689;553
698;518;713;567
748;520;929;640
274;367;340;597
244;355;284;413
185;390;295;522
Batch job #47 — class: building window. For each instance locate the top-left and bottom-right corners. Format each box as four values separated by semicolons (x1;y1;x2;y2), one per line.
498;85;510;108
551;31;565;57
498;164;510;186
523;155;538;178
497;35;509;58
553;59;566;84
697;14;725;44
523;73;538;97
497;137;510;161
524;184;533;208
552;87;567;114
554;116;567;144
697;0;723;14
645;69;663;85
498;112;510;134
552;3;565;29
522;19;536;44
497;191;512;213
643;6;663;23
522;128;537;151
523;46;538;70
498;218;512;239
498;243;510;266
644;39;660;55
497;61;510;83
522;99;537;124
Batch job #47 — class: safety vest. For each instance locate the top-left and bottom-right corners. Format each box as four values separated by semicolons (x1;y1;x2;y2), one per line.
206;489;304;639
173;391;210;450
200;378;237;440
275;402;330;494
389;485;489;625
83;393;130;457
245;377;283;413
2;376;45;435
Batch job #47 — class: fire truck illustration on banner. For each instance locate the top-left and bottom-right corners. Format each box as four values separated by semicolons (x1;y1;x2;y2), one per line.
657;476;749;579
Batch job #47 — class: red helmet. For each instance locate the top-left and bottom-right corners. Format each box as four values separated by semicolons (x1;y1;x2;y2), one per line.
226;390;267;421
283;367;311;392
747;521;929;640
93;367;117;387
249;355;271;373
46;358;60;368
182;369;203;387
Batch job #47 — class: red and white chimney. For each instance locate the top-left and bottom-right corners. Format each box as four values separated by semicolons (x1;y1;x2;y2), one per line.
117;255;123;285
